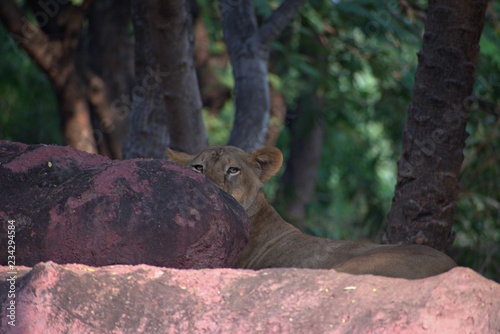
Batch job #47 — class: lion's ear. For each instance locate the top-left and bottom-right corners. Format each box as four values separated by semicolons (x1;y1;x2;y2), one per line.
248;147;283;182
166;148;194;166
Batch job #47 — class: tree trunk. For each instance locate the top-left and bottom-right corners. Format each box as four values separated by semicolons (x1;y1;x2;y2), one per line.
264;87;287;147
86;0;133;159
193;13;231;115
275;97;324;229
0;0;98;154
221;0;269;151
55;73;98;154
219;0;308;152
383;0;488;252
147;0;208;154
122;0;170;159
273;28;327;230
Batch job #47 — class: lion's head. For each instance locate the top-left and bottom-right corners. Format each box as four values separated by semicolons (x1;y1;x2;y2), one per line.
167;146;283;211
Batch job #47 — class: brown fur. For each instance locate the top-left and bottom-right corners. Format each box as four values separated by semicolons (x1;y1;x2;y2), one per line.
168;146;457;279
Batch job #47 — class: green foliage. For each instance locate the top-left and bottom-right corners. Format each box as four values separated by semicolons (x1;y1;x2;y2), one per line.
266;0;421;243
0;26;62;145
455;20;500;279
203;101;235;146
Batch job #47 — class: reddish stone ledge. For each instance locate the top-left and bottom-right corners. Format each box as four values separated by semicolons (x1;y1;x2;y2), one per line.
1;262;499;333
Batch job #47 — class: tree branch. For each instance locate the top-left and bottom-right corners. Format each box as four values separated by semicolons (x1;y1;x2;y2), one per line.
0;0;23;33
259;0;309;47
0;0;93;79
474;97;500;117
0;0;52;70
219;0;259;56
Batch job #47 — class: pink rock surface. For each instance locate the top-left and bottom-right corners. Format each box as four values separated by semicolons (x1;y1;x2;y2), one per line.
0;141;248;269
0;262;498;333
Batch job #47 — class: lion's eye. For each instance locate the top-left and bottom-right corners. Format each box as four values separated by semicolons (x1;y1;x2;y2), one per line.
227;167;240;175
192;164;204;173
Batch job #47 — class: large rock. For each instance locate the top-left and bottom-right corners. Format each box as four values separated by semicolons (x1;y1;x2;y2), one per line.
0;262;498;333
0;141;248;268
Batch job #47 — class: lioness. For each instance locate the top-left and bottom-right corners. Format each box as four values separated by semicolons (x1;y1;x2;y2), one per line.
168;146;457;279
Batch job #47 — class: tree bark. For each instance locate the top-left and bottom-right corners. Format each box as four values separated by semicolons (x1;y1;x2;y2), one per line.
122;0;170;159
383;0;488;252
220;0;308;151
220;0;269;151
0;0;98;154
264;87;287;147
148;0;208;154
86;0;133;159
275;97;324;229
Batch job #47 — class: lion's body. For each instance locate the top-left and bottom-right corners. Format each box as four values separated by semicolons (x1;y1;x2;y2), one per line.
168;145;457;279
